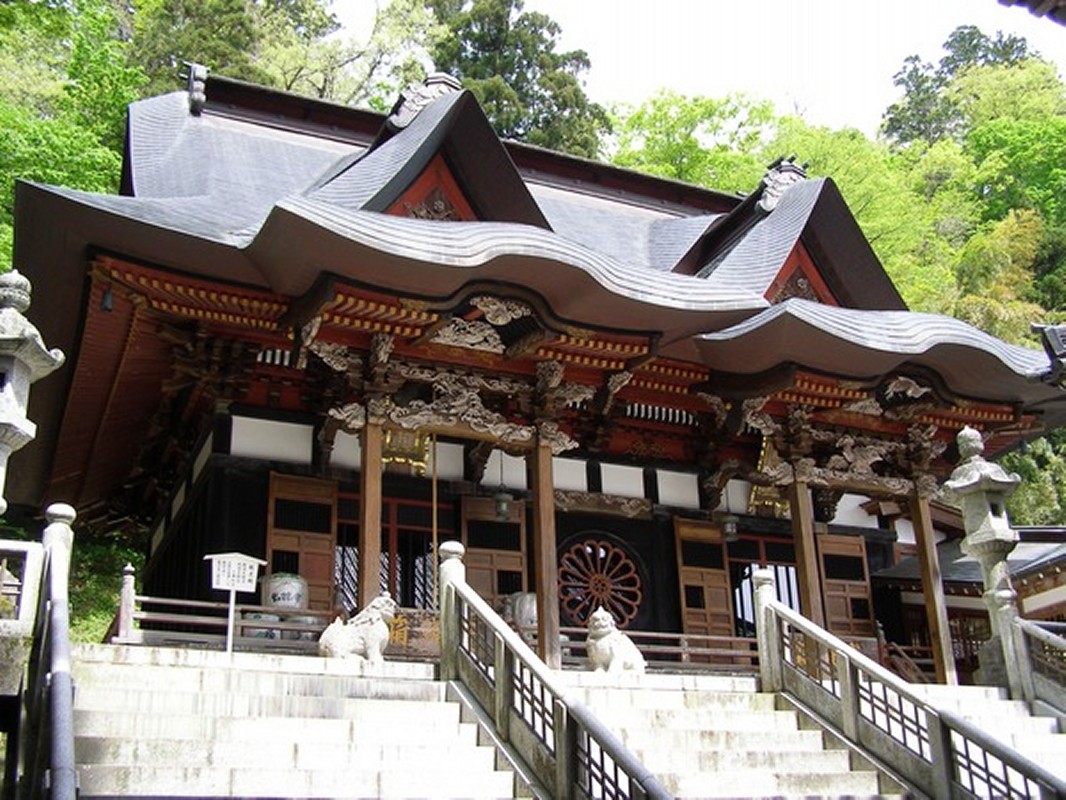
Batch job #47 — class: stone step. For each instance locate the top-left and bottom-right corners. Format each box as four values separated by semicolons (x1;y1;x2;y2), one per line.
559;669;758;693
631;744;854;774
569;685;779;712
73;709;480;748
73;660;444;701
77;763;514;798
72;642;436;681
911;683;1008;705
615;725;829;752
74;685;461;723
668;765;884;798
76;735;498;771
590;705;803;732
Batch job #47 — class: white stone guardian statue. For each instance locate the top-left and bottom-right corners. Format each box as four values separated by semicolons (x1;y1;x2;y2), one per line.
585;606;646;674
318;593;398;664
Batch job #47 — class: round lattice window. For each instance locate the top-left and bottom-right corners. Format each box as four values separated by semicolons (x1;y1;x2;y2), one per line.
558;538;643;627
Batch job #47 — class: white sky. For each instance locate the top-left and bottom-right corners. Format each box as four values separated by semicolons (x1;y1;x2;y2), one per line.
523;0;1065;136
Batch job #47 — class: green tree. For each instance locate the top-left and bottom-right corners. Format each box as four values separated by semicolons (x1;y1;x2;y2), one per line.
1002;432;1066;525
882;24;1034;147
765;117;944;307
257;0;444;109
950;58;1066;133
430;0;608;158
611;91;772;193
882;55;958;147
131;0;268;95
0;100;122;271
62;0;147;151
0;0;139;271
968;115;1066;227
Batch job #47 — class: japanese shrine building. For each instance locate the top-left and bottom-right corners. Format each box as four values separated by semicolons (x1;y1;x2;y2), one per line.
11;72;1066;676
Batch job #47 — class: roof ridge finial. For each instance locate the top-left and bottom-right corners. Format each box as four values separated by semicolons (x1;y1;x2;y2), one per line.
757;154;808;213
181;62;209;116
386;73;463;132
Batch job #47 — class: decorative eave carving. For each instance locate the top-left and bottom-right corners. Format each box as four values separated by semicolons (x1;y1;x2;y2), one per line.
387;361;530;396
308;339;360;374
324;372;578;454
404;187;460;221
696;392;729;429
700;458;742;510
742;397;776;436
538;420;579;455
554;489;652;519
536;360;564;394
751;454;916;496
431;318;503;352
471;296;532;326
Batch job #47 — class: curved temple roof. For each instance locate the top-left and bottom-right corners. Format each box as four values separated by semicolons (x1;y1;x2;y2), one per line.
10;73;1066;512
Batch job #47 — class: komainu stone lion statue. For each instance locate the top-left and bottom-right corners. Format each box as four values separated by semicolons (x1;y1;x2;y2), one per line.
318;593;398;664
585;606;646;674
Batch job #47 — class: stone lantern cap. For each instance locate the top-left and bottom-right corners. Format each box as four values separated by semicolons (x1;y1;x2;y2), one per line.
0;270;65;380
943;425;1020;499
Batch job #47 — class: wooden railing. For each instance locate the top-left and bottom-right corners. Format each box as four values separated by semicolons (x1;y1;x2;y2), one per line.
753;568;1066;799
517;625;759;674
111;563;334;653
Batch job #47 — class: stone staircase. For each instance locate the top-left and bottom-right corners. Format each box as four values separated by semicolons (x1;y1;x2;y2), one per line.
562;671;909;799
913;683;1066;779
66;644;1066;799
71;643;519;798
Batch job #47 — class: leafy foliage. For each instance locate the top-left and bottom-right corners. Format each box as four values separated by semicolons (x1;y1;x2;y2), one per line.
0;97;123;272
69;535;145;643
882;24;1034;148
255;0;443;109
429;0;608;158
611;91;771;193
1002;431;1066;526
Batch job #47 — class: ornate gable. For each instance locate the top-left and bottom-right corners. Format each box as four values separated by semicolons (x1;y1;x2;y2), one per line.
766;243;839;306
387;153;478;222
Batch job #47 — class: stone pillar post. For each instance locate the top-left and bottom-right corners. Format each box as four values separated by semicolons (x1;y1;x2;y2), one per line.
943;426;1023;693
117;562;141;642
753;568;782;692
439;540;466;682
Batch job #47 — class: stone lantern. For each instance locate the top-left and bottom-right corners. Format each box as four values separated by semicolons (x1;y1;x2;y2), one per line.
0;270;65;514
943;425;1023;692
944;426;1020;604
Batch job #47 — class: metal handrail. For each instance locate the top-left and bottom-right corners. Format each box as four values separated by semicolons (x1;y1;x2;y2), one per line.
753;569;1066;799
439;543;671;800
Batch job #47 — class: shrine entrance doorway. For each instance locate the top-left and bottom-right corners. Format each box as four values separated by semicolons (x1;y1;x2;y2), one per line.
674;518;734;638
818;533;876;637
459;495;527;611
335;489;458;613
266;473;338;611
728;535;799;637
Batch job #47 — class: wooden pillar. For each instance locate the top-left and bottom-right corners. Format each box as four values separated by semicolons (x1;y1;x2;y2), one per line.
788;478;826;627
530;438;562;669
358;420;383;610
910;488;958;685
